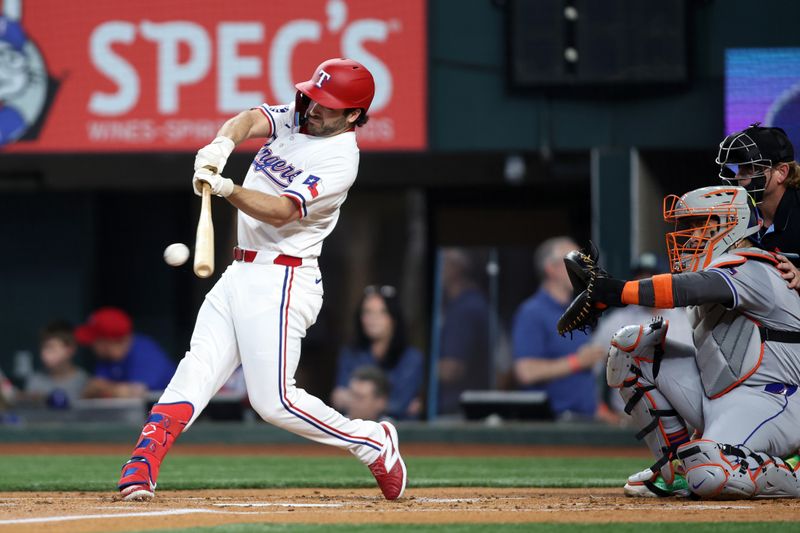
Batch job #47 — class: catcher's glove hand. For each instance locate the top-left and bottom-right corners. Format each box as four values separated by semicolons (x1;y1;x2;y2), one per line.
557;242;626;336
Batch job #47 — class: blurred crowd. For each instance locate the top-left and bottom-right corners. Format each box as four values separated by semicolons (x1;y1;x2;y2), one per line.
0;237;781;428
4;118;797;427
0;307;176;411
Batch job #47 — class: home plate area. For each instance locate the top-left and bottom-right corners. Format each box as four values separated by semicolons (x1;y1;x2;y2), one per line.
0;487;796;532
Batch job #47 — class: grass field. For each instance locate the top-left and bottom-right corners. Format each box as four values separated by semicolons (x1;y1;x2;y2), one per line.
0;455;641;492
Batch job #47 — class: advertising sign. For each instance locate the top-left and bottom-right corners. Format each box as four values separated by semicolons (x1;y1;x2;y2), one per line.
725;48;800;148
0;0;426;152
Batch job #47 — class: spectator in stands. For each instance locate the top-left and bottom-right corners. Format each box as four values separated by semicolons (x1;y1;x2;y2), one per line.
22;320;89;408
0;367;16;411
512;237;607;420
332;285;424;420
437;249;491;415
346;366;391;422
77;307;175;398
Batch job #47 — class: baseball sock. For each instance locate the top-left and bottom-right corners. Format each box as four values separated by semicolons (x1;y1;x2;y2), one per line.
119;402;194;490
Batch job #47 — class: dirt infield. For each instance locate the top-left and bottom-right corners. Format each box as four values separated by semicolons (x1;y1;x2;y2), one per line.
0;487;794;532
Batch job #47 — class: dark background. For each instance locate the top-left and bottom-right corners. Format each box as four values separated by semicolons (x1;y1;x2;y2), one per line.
1;0;797;401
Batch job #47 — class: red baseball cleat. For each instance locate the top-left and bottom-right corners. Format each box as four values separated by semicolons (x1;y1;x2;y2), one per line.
368;421;407;500
117;457;156;501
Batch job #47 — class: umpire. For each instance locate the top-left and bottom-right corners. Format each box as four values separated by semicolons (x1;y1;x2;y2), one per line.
716;123;800;255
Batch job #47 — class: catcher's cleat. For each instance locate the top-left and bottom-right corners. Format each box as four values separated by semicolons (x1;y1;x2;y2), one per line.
368;421;407;500
624;468;689;498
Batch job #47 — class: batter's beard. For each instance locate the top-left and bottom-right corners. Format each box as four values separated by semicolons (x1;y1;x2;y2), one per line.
306;116;349;137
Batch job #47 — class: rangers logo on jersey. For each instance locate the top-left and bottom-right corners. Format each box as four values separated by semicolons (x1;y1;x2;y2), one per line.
252;145;303;188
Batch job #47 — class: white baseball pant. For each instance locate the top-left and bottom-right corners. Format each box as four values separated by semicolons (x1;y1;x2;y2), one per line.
159;260;385;465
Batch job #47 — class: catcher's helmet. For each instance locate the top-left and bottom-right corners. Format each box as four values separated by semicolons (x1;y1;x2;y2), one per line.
716;123;795;202
663;186;760;273
295;58;375;111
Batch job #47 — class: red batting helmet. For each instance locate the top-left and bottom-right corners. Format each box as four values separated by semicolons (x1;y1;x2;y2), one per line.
295;58;375;112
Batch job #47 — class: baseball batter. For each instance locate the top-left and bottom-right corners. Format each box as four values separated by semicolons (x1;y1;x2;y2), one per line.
117;58;407;502
592;186;800;498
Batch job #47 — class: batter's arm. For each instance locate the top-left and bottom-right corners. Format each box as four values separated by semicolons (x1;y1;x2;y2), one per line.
216;109;272;145
195;110;272;175
226;185;301;227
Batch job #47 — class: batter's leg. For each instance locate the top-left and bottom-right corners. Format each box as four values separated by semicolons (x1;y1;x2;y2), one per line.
118;270;242;500
233;263;406;499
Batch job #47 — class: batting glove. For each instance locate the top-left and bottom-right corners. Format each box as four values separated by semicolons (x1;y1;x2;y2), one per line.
193;169;234;198
194;136;235;175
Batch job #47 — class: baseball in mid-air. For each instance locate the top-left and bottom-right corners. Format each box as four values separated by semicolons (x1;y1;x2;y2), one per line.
163;243;190;267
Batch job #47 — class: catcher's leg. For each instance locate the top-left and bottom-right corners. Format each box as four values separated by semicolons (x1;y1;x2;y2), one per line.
678;383;800;499
703;383;800;459
607;318;695;496
677;440;800;498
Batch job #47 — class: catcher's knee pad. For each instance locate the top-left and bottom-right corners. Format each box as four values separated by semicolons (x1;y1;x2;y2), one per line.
609;318;687;484
677;440;800;499
606;318;668;388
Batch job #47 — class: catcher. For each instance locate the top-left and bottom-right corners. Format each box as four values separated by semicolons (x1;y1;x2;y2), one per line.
559;185;800;499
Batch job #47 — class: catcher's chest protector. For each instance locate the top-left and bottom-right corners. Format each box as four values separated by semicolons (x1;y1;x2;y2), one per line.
688;305;762;398
689;249;783;398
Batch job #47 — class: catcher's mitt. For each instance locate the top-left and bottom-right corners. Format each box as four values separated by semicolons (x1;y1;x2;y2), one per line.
557;242;611;336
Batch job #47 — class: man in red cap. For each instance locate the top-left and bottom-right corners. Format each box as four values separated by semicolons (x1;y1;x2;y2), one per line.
117;59;407;502
77;307;175;398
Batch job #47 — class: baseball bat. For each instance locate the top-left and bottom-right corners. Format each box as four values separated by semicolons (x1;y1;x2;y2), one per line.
193;166;216;278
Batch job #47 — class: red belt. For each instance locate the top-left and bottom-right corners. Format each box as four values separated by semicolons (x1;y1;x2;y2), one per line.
233;247;302;267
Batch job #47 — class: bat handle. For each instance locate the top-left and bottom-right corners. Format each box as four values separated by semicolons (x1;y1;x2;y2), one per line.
200;181;212;205
193;175;215;279
197;165;216;197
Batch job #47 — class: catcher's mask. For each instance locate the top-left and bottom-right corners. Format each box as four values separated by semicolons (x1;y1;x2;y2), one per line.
663;186;760;273
716;123;794;203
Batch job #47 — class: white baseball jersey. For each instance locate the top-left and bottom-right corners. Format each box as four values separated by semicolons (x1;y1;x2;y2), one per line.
238;102;359;259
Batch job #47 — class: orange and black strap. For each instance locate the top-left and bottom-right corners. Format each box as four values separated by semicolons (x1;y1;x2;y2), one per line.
620;274;675;308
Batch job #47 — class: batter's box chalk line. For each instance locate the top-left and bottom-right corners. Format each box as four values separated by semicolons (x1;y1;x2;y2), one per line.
212;502;344;508
0;508;268;526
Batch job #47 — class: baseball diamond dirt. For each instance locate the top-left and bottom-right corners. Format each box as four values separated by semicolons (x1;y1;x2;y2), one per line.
0;488;797;532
